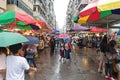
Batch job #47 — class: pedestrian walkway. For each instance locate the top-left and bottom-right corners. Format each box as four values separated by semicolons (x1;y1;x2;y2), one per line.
25;47;104;80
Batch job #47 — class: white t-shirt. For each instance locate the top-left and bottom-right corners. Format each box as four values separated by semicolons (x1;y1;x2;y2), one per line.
6;55;30;80
0;53;6;80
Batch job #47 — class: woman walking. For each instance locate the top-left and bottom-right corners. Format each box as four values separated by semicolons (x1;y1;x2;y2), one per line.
59;39;65;61
64;39;72;61
98;35;107;73
105;40;117;80
25;44;37;69
50;37;55;56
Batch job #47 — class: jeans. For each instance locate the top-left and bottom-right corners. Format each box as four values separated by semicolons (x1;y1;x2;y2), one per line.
105;62;113;77
25;53;37;68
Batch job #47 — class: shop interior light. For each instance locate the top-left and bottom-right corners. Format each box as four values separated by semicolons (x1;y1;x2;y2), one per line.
113;23;120;27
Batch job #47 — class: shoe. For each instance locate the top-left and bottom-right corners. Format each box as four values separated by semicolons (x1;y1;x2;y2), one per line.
34;68;37;72
98;68;101;73
105;75;109;79
109;77;115;80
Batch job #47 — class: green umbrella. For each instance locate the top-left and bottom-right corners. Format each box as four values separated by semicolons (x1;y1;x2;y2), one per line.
0;32;28;47
0;11;15;24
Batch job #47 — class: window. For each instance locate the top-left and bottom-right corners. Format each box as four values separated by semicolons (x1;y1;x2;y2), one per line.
33;6;36;11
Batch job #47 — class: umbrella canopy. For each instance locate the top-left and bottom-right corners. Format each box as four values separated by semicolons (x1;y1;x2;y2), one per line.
90;27;107;33
98;0;120;11
117;30;120;35
78;0;120;24
70;24;90;31
79;0;120;17
56;33;71;39
78;10;112;24
35;20;49;29
0;32;28;47
24;36;40;44
16;21;41;30
79;0;98;17
7;21;41;30
0;11;35;25
35;20;53;32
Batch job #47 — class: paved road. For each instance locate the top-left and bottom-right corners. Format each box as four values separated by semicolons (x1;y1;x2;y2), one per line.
25;47;104;80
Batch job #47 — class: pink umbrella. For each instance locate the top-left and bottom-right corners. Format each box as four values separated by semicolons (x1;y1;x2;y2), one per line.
56;33;71;38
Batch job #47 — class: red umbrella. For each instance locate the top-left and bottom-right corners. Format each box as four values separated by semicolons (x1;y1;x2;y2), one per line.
35;20;50;30
0;11;36;25
16;12;36;24
90;27;107;32
79;0;98;17
35;20;46;26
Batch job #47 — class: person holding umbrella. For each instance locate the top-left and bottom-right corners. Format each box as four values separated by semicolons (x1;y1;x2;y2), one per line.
59;39;65;61
6;43;36;80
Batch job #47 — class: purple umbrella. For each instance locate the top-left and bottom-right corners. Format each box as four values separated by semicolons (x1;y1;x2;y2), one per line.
70;24;90;31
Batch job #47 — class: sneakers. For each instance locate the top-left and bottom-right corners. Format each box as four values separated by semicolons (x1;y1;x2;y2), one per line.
98;68;102;73
109;77;115;80
34;68;37;72
105;75;109;79
105;76;115;80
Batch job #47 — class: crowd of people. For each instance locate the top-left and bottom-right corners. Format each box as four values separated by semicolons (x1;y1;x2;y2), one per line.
1;33;120;80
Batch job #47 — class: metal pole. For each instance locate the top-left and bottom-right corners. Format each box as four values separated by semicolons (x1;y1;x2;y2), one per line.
107;16;109;40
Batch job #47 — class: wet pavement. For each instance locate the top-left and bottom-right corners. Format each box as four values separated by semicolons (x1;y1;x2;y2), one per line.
25;47;104;80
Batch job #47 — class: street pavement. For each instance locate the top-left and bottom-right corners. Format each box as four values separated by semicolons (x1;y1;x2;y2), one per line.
25;47;104;80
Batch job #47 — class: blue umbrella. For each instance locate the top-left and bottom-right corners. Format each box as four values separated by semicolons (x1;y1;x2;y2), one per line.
117;30;120;35
24;36;40;44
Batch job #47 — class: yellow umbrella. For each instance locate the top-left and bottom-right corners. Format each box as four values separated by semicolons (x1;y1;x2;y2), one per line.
98;0;120;11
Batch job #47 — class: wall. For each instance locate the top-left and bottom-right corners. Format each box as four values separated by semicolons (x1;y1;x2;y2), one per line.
0;0;7;11
7;4;33;17
22;0;33;10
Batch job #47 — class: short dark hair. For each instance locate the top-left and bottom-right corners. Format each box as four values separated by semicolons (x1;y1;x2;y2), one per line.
0;47;7;53
9;43;22;54
109;40;116;47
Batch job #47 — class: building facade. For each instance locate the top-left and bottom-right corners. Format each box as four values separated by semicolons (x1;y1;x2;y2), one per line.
7;0;33;16
33;0;56;28
66;0;92;29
